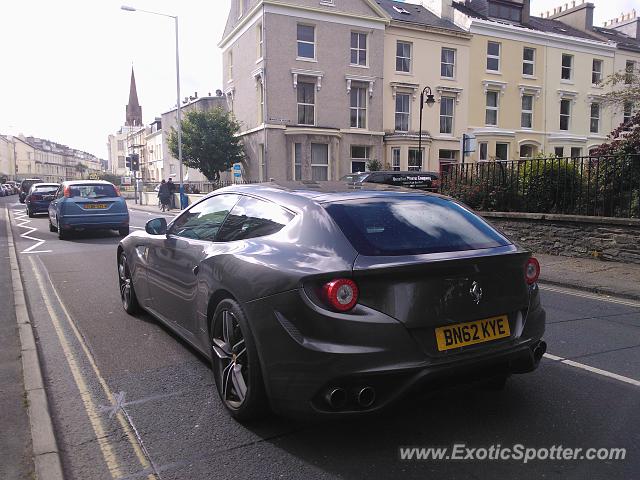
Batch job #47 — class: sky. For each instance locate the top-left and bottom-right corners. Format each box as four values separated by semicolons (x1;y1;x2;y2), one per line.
0;0;637;160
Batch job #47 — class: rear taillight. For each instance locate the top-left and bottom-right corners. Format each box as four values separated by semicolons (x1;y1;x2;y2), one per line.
322;278;359;312
525;257;540;285
63;186;71;198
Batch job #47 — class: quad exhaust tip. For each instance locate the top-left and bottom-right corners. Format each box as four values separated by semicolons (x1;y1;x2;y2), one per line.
325;387;347;409
357;386;376;408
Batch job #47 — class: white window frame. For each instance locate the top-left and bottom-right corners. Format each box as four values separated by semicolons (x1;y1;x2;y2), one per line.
479;142;488;161
350;32;368;67
560;99;571;131
350;145;369;173
257;23;263;60
294;143;302;180
561;54;573;81
626;60;635;84
523;47;535;76
311;143;329;181
623;101;633;124
297;81;316;126
258;80;264;124
227;51;233;81
350;86;367;129
495;143;509;161
396;41;412;73
237;0;243;19
392;148;401;171
441;48;456;79
297;24;316;61
395;92;410;132
590;103;600;133
485;90;499;126
592;59;602;85
521;94;533;129
439;96;454;134
487;41;500;72
570;147;582;158
408;148;424;171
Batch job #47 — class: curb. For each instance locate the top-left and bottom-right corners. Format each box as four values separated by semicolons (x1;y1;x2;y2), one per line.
538;279;640;303
5;206;65;480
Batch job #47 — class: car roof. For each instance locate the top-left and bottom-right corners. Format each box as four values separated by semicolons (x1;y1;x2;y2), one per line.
214;181;448;209
32;183;59;188
62;180;114;186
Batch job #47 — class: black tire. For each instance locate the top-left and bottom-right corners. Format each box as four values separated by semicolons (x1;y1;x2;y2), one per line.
118;253;140;314
119;227;130;237
57;226;67;240
49;218;57;232
27;209;34;218
210;299;269;421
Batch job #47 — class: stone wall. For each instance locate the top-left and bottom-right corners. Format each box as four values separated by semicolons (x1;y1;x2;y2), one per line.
481;212;640;265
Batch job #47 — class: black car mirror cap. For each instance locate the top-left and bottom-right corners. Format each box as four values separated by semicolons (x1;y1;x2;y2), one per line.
145;218;167;235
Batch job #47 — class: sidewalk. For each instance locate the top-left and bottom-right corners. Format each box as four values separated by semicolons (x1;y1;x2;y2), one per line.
536;253;640;301
125;199;640;301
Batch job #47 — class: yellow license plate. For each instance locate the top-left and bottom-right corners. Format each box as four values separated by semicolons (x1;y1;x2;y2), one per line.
84;203;107;209
435;315;510;351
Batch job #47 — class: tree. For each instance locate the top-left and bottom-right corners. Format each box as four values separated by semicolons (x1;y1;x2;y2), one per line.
168;108;244;181
600;64;640;111
366;158;382;171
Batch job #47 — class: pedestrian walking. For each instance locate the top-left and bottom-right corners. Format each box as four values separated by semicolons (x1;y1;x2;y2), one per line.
157;179;171;212
167;178;176;210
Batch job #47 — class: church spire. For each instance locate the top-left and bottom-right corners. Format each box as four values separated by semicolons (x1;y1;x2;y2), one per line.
125;67;143;127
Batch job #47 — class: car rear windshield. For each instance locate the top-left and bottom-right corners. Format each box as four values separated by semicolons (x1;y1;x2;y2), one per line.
324;196;510;256
33;187;58;194
68;184;118;198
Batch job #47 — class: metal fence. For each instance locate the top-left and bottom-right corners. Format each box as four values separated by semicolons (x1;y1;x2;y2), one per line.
440;155;640;219
139;179;259;194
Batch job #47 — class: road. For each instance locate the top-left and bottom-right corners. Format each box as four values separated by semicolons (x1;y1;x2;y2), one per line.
2;196;639;480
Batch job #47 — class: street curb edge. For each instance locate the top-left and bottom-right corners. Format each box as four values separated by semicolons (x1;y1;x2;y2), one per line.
4;206;65;480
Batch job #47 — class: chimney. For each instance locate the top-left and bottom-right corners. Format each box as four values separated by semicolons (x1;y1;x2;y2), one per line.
606;10;640;38
548;1;594;32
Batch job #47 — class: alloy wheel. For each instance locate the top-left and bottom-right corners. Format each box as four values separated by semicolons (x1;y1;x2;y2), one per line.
212;310;248;409
118;255;132;310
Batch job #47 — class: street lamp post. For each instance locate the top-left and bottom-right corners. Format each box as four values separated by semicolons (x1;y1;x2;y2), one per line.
418;86;436;168
121;5;183;198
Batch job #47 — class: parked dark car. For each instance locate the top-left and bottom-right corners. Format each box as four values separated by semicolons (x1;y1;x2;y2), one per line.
116;182;545;421
19;178;44;203
48;180;129;239
25;183;59;217
341;170;440;192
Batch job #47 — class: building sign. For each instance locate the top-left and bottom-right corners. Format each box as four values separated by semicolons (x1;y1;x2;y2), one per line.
121;176;132;185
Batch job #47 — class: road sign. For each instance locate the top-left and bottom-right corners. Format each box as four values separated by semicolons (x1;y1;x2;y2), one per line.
233;164;241;171
234;172;242;177
461;133;477;157
121;176;132;185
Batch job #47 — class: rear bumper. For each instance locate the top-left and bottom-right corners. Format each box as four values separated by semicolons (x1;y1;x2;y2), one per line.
243;286;546;418
60;213;129;230
27;202;51;213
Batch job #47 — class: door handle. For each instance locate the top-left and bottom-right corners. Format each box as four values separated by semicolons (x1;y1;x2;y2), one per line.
192;265;199;276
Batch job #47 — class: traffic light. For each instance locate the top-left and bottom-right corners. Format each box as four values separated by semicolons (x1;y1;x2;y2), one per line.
125;156;132;169
131;153;140;172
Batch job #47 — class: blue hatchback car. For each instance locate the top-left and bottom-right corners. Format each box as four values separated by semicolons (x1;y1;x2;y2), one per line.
48;180;129;239
26;183;59;217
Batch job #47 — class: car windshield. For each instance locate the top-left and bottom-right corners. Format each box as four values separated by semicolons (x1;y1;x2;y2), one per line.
67;184;118;198
33;187;58;194
324;196;510;256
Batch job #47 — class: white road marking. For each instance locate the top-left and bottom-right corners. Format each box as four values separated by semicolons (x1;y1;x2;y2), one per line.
539;284;640;308
12;208;52;254
543;353;640;387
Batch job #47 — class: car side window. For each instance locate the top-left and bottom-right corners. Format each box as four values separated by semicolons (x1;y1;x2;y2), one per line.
216;196;294;242
169;194;240;241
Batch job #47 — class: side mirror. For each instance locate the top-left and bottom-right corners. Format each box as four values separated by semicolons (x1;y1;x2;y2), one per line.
145;218;167;235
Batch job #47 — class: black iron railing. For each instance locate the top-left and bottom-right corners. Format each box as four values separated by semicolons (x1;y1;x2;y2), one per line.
440;155;640;219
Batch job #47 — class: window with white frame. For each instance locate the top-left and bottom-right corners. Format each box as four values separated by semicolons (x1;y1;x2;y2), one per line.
396;41;411;72
297;82;315;125
392;148;401;171
439;97;454;134
560;99;571;131
441;48;455;78
258;81;264;123
571;147;582;158
592;59;602;85
311;143;329;181
350;146;369;173
259;144;265;181
624;101;633;125
237;0;243;18
485;91;499;125
227;51;233;80
590;103;600;133
626;60;635;84
408;148;423;171
521;94;533;129
350;86;367;129
520;144;534;158
257;23;263;59
495;143;509;160
297;24;315;59
395;93;410;132
350;32;367;66
487;41;500;71
294;143;302;180
479;142;488;161
554;146;564;157
561;54;573;80
523;47;535;76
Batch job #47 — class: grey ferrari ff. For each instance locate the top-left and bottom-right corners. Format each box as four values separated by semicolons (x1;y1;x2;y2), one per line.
116;181;546;421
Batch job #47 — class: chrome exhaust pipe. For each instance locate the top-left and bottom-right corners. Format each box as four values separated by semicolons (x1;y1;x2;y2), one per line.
356;386;376;408
325;388;347;409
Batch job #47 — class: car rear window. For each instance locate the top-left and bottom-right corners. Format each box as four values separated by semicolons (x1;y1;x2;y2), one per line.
324;196;510;256
33;187;58;194
67;184;118;198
